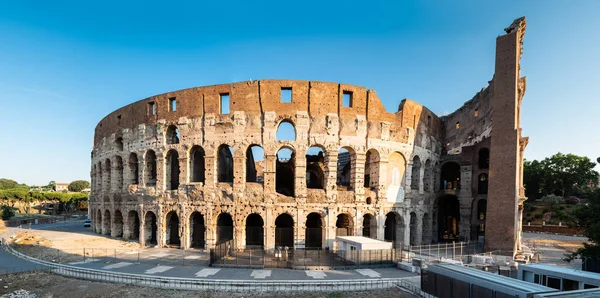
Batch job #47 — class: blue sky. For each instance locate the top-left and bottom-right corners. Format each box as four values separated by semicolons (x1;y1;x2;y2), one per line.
0;1;598;185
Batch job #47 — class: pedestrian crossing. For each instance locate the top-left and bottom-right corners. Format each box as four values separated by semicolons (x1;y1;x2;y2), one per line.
145;265;173;274
195;268;220;277
102;262;133;270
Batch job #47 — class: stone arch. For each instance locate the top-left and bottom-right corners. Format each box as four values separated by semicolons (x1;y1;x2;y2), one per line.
384;211;405;248
305;212;324;248
336;213;354;236
128;153;139;185
115;156;124;190
145;150;157;186
190;145;206;184
189;211;205;249
115;137;124;151
246;145;264;183
113;209;124;238
165;210;180;247
276;119;296;141
411;156;421;190
476;199;487;238
144;211;158;245
306;146;326;189
216;213;234;244
336;147;355;189
166;125;180;144
409;212;417;245
478;173;489;194
387;152;407;187
440;162;460;190
276;147;295;196
275;213;294;248
217;145;234;183
422;212;430;244
97;161;103;191
103;209;111;235
245;213;264;247
364;149;380;189
95;208;102;233
437;195;460;242
166;149;180;190
127;210;140;240
104;159;112;191
362;213;377;238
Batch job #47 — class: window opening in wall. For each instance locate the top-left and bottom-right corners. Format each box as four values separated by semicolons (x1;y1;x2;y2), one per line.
342;91;353;107
166;125;180;144
115;137;123;151
411;156;421;190
306;146;325;189
305;213;323;248
276;147;295;196
148;101;156;116
281;87;292;103
362;213;376;238
129;153;139;184
276;120;296;141
117;115;121;124
410;212;417;245
275;213;294;248
437;195;460;242
220;93;230;114
145;150;157;186
478;148;490;169
246;145;265;183
166;150;180;190
478;173;488;194
427;115;431;126
455;122;460;129
337;147;354;189
336;213;354;236
364;149;380;189
190;212;205;248
245;213;264;247
440;162;460;190
190;146;206;184
217;145;234;183
169;97;177;111
474;109;479;117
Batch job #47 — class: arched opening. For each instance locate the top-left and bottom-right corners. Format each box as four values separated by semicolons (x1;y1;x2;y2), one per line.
165;211;180;247
166;125;180;144
103;210;111;235
440;162;460;190
409;212;417;245
116;137;124;151
245;213;264;247
422;213;430;244
305;213;323;249
129;153;139;185
411;156;421;190
145;150;157;186
276;147;295;196
438;195;460;242
362;214;377;238
364;149;380;189
424;159;432;192
275;213;294;248
166;150;180;190
217;145;234;183
127;210;140;240
190;212;205;248
190;146;205;184
336;213;354;236
366;197;373;204
387;152;407;203
384;212;404;248
306;146;325;189
113;210;124;238
216;213;233;244
276;120;296;141
478;173;489;194
115;156;124;190
336;148;353;188
144;211;157;245
105;159;112;191
97;162;103;191
96;209;102;233
478;148;490;169
477;199;487;237
246;145;264;183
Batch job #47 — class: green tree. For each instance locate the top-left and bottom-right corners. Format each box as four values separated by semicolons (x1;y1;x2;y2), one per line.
0;178;28;190
1;205;15;220
46;181;56;192
68;180;90;192
524;153;599;200
566;189;600;261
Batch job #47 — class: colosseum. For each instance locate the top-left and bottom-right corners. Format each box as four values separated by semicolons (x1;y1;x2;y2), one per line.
89;17;528;257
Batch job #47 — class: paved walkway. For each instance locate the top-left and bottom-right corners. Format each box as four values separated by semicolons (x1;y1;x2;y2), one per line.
0;228;47;274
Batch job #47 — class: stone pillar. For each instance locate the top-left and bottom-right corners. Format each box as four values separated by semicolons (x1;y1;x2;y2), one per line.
377;212;385;240
325;207;336;249
265;207;275;250
204;156;215;189
138;155;146;187
325;151;338;198
295;148;307;200
157;205;164;247
459;165;473;241
416;212;424;246
155;155;165;192
405;162;413;193
179;153;189;187
403;210;410;249
233;156;245;192
263;154;277;194
353;152;366;200
419;166;425;194
139;208;146;247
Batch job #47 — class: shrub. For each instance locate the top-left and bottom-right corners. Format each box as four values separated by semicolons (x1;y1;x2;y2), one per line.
541;194;563;205
543;208;550;213
1;205;15;220
535;214;543;219
526;212;532;217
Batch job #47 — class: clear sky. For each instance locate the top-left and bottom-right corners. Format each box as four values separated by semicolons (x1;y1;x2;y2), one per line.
0;0;598;186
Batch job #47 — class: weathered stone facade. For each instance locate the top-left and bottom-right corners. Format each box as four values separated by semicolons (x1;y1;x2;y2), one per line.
89;18;527;256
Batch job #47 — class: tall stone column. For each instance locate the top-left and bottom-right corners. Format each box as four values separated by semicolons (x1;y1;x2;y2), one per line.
325;151;338;199
139;208;146;247
263;154;277;194
353;152;366;200
179;154;189;187
204;156;215;189
295;147;307;200
155;155;165;192
138;154;146;187
405;162;413;193
233;156;245;192
419;166;425;194
459;165;473;241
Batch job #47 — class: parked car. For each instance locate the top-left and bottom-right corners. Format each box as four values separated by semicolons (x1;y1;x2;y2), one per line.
84;220;91;227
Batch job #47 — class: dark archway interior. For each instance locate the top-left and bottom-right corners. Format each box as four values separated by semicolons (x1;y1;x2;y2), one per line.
168;151;180;190
146;151;157;185
477;199;487;236
478;148;490;169
166;211;180;246
129;211;140;240
276;148;295;196
216;213;233;244
306;147;325;189
438;195;460;242
145;212;157;245
275;214;294;248
384;213;397;242
409;212;417;245
336;214;353;236
190;212;205;248
217;145;234;183
440;162;460;190
166;125;180;144
478;173;489;194
191;146;205;183
336;148;351;187
129;153;139;184
245;213;264;247
305;213;323;248
362;214;373;238
114;210;124;238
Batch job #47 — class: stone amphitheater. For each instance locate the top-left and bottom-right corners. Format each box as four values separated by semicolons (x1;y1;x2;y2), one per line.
89;17;528;256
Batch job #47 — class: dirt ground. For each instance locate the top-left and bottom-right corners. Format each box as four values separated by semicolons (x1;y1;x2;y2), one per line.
0;220;5;235
0;271;413;298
